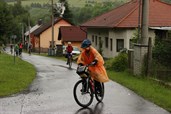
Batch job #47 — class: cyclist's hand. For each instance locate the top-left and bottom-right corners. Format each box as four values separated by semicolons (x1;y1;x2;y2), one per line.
90;59;98;66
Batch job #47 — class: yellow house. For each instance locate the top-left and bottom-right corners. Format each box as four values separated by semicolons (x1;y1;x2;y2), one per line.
32;18;72;53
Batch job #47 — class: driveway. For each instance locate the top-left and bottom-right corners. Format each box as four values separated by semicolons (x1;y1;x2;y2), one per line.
0;50;170;114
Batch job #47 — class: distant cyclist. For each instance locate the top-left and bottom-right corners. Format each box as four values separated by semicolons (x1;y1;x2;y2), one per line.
66;42;73;64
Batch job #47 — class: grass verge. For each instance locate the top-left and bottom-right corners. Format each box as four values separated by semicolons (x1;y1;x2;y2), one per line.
0;53;36;97
107;70;171;112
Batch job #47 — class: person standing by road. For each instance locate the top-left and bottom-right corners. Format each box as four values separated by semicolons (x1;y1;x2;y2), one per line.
10;44;13;54
14;44;19;56
28;43;32;55
19;42;23;56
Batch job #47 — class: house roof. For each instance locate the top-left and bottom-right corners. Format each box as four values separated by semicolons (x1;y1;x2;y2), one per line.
81;0;171;28
32;17;72;36
58;26;87;42
24;24;41;36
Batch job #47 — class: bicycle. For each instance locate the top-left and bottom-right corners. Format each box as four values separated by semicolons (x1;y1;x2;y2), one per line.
73;64;104;108
67;53;72;68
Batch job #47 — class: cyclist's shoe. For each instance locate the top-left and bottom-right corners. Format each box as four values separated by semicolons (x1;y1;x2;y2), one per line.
66;62;68;65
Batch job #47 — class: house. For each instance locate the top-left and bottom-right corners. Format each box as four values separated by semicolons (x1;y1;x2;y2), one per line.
24;24;42;49
58;26;87;49
32;17;72;53
81;0;171;58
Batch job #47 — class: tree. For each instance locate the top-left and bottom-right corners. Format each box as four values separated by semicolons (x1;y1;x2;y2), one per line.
0;0;30;45
53;0;73;23
0;0;14;44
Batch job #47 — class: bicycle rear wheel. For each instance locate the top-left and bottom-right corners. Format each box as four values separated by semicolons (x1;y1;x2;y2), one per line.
95;81;104;102
68;56;72;68
73;80;94;107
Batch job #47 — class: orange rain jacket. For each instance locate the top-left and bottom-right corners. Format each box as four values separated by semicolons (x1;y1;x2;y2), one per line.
77;46;109;82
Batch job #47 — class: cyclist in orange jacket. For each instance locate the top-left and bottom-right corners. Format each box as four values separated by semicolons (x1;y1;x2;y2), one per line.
77;39;109;83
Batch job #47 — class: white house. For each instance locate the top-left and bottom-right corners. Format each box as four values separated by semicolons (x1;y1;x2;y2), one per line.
81;0;171;58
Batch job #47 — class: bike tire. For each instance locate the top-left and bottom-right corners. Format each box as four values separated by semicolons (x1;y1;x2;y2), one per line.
95;82;104;102
68;57;72;68
73;80;94;108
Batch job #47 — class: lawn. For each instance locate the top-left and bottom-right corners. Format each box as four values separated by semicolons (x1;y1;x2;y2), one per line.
108;70;171;112
0;53;36;97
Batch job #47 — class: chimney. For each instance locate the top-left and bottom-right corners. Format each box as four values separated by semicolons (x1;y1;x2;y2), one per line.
38;19;43;25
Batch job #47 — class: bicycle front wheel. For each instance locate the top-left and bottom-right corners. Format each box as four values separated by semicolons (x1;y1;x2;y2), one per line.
68;57;72;68
73;80;94;108
95;82;104;102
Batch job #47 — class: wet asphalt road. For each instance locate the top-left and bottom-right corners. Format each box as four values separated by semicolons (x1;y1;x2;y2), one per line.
0;50;170;114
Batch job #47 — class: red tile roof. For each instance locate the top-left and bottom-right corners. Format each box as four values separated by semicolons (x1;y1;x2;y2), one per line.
58;26;87;42
81;0;171;28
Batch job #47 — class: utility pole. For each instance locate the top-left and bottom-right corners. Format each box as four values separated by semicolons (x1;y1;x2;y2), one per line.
51;0;55;55
137;0;142;43
28;15;31;51
140;0;149;45
20;23;24;44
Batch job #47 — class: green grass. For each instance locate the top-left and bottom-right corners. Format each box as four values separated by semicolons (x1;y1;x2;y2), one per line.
108;70;171;112
0;53;36;97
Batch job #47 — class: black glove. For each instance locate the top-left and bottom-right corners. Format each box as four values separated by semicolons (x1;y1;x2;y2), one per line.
91;59;98;65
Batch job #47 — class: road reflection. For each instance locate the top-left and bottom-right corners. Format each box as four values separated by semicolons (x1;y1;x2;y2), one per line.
75;102;104;114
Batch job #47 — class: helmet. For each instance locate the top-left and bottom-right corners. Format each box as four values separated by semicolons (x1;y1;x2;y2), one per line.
68;42;71;44
81;39;91;48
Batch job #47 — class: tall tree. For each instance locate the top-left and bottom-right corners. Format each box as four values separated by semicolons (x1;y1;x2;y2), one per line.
53;0;73;23
0;0;14;44
0;0;30;44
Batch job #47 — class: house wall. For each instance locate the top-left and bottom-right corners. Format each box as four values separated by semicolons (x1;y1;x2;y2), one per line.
87;28;109;57
87;28;156;58
39;20;71;52
40;20;71;48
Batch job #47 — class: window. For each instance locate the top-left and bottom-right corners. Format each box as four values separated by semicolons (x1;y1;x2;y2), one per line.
105;37;108;48
92;35;94;42
116;39;124;52
95;36;97;46
110;38;113;51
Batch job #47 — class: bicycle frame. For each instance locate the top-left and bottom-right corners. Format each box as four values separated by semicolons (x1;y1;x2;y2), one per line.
81;75;94;94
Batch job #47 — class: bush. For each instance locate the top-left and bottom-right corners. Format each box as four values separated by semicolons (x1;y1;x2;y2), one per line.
153;39;171;67
105;53;128;72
